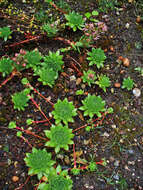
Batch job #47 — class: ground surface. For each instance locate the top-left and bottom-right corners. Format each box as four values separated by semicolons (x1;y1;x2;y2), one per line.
0;0;143;190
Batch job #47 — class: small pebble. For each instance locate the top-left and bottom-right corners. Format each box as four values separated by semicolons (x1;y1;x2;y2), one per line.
128;149;134;154
12;176;19;182
114;82;121;88
125;23;130;29
123;57;130;67
113;174;119;180
114;160;120;167
133;88;141;97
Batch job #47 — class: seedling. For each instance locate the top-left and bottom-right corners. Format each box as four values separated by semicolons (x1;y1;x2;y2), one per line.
82;69;97;86
65;11;85;31
0;57;13;77
96;74;111;92
122;77;134;90
87;48;106;68
80;94;106;118
37;67;58;87
43;50;64;72
38;166;73;190
24;49;43;69
52;98;77;125
42;23;58;37
24;148;55;180
0;26;12;41
45;124;74;153
11;88;31;111
135;67;143;76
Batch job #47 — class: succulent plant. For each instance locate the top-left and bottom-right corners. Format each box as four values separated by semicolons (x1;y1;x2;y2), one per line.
24;49;42;69
79;94;106;118
37;67;58;87
65;11;85;31
42;23;58;37
122;77;134;90
24;148;55;180
11;88;31;111
52;98;77;125
43;51;64;72
45;124;74;153
87;48;106;68
38;165;73;190
0;26;12;41
96;74;111;92
0;57;13;77
82;70;97;86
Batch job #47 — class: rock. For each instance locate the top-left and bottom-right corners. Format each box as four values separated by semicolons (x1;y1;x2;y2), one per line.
114;160;120;167
113;174;119;180
12;176;19;182
114;82;121;88
133;88;141;97
123;58;130;67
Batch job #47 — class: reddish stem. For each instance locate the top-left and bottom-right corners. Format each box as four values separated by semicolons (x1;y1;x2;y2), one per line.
0;70;17;88
14;176;30;190
70;62;83;76
49;2;67;14
15;126;47;141
27;83;54;106
21;136;33;148
32;119;49;124
5;35;42;49
28;95;51;126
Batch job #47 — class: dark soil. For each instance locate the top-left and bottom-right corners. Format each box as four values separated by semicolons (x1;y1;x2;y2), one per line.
0;0;143;190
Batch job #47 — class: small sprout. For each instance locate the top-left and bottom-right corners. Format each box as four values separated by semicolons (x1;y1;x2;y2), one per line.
26;119;33;125
134;67;143;76
16;131;22;137
37;68;58;87
80;94;106;118
85;126;92;132
122;77;134;90
82;70;97;86
21;78;29;85
43;51;64;72
87;48;106;68
88;161;98;172
45;124;74;153
52;98;77;125
0;57;13;77
0;26;12;41
24;49;42;69
12;88;31;111
24;148;55;180
71;168;80;175
42;23;58;37
107;107;113;114
76;89;84;95
65;11;85;31
8;121;16;129
96;74;111;92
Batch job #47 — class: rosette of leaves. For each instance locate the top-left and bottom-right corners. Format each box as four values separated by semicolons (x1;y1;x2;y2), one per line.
45;124;74;153
96;74;111;92
79;94;106;118
0;26;12;41
24;49;42;69
11;88;30;111
42;23;58;37
122;77;134;90
65;11;85;31
0;57;13;77
24;148;55;180
38;166;73;190
87;48;106;68
52;98;77;125
82;69;97;86
37;67;58;87
43;51;64;72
